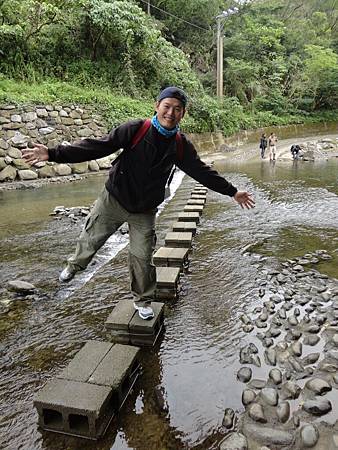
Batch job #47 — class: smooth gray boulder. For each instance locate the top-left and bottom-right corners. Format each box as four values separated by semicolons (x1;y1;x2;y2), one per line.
219;432;248;450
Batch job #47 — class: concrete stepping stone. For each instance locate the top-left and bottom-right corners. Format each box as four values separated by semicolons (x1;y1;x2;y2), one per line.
105;300;164;346
191;193;207;201
34;341;140;439
164;231;193;248
155;266;180;300
187;198;205;205
153;246;189;270
192;188;207;195
172;221;197;235
183;204;204;214
177;212;200;223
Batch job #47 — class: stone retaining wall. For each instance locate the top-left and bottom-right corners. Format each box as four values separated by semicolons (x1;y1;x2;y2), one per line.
0;103;225;183
0;104;116;182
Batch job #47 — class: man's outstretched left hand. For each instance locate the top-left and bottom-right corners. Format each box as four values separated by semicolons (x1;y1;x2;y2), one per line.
234;191;255;209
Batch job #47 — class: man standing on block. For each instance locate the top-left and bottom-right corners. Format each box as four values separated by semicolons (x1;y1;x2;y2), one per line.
23;87;255;320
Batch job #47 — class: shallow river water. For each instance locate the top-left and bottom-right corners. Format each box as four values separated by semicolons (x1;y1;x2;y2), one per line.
0;136;338;450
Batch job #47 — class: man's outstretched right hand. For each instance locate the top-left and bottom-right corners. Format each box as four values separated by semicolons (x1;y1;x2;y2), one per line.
22;143;49;166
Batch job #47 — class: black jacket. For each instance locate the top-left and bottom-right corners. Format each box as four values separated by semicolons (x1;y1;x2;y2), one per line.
48;119;238;213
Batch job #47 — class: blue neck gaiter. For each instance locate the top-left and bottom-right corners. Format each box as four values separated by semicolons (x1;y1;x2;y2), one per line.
151;114;179;138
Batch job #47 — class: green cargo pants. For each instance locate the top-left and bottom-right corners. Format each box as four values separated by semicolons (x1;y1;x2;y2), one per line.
67;187;157;305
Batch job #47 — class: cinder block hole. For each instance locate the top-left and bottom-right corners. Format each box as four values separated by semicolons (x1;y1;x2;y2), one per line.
69;413;89;433
43;408;63;428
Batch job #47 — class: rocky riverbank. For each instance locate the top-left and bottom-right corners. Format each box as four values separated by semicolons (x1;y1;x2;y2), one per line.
219;250;338;450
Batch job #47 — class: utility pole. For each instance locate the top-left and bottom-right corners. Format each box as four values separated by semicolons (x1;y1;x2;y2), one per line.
147;0;151;15
216;8;239;100
216;18;223;99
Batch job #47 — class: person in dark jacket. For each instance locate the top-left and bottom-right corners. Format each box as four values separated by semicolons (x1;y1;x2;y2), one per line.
23;86;255;320
259;133;267;158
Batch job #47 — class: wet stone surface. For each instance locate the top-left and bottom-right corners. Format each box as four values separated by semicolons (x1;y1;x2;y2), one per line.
231;251;338;449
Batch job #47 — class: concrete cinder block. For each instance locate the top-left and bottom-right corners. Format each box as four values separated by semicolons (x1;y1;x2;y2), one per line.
34;378;113;439
177;212;200;223
191;193;207;201
156;266;180;287
153;246;189;269
164;231;193;248
183;204;204;215
172;221;197;235
192;188;208;195
156;266;180;300
187;199;205;205
105;300;164;346
57;340;112;383
34;340;141;439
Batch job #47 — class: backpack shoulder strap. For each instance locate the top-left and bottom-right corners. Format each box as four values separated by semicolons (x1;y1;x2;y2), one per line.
175;132;184;161
131;119;184;161
131;119;151;149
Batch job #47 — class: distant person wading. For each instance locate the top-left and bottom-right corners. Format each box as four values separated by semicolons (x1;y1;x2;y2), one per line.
23;86;255;320
259;133;267;159
268;132;278;161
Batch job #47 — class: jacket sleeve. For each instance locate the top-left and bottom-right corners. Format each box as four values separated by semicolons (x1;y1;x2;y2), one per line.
48;120;142;163
176;135;238;197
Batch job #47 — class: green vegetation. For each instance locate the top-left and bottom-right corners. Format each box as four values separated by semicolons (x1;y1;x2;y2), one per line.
0;0;337;134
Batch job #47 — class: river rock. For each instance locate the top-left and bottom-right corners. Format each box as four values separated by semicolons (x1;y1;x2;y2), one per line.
262;338;274;348
278;308;286;319
291;341;302;357
281;381;301;399
303;335;320;346
242;389;256;406
264;348;276;366
18;169;38;180
242;423;293;446
88;160;100;171
269;368;282;385
7;280;36;293
69;162;88;174
302;399;332;415
302;353;320;365
13;158;31;170
276;401;290;423
300;424;319;447
260;387;278;406
237;367;252;383
305;378;331;395
222;408;235;429
38;165;55;178
7;147;22;158
54;163;72;176
248;403;267;423
288;316;298;326
219;432;248;450
248;379;266;390
0;165;17;181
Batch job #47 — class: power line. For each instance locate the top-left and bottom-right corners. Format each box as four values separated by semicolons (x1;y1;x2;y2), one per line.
137;0;210;32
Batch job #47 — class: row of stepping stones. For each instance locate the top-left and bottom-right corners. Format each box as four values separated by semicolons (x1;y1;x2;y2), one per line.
34;181;209;440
